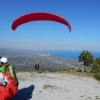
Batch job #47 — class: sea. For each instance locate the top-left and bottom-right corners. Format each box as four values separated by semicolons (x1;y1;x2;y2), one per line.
44;50;100;60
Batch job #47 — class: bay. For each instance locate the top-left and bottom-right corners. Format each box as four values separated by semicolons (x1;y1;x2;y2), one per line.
44;50;100;60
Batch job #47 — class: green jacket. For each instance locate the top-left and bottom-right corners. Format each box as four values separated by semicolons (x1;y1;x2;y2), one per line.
0;65;6;73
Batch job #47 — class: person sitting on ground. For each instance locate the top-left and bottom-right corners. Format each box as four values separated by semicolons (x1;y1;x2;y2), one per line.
0;57;19;86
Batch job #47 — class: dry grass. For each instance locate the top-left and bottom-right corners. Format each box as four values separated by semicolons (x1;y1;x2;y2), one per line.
53;70;95;78
43;85;58;90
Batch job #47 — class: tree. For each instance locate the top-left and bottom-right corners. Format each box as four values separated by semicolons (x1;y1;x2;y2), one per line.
78;50;94;72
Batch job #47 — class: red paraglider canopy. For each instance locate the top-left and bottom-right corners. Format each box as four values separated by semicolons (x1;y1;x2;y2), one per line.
11;12;71;31
0;73;18;100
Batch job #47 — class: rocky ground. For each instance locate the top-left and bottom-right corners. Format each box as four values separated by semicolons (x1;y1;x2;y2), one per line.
11;72;100;100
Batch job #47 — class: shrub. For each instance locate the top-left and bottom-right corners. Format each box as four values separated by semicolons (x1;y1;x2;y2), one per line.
76;68;82;72
91;62;100;73
91;70;97;73
94;72;100;80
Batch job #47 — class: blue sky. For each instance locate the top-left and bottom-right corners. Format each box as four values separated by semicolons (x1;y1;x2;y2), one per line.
0;0;100;51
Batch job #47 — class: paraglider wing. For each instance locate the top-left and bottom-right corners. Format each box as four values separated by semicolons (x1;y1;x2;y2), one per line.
11;12;71;31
